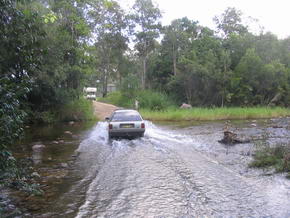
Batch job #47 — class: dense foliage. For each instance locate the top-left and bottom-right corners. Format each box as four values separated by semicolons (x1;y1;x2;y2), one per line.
0;0;42;192
153;13;290;107
2;1;290;119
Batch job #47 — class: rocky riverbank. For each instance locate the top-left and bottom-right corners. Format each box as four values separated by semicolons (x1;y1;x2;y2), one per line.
0;122;94;217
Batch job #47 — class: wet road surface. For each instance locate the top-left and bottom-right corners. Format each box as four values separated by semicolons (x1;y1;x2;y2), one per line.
39;120;290;218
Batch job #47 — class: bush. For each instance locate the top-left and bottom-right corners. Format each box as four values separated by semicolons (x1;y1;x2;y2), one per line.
57;97;96;122
250;144;290;175
99;90;175;111
0;76;27;186
137;90;173;111
99;91;132;108
29;111;56;124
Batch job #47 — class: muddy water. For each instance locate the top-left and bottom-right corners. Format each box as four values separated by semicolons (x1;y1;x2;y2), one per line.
16;119;290;217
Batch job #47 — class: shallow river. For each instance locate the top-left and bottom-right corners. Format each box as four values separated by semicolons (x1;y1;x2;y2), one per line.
18;119;290;217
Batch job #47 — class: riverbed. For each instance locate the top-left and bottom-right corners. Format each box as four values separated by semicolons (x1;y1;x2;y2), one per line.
8;118;290;217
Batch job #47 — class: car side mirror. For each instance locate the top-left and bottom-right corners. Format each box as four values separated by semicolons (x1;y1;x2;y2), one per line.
105;117;110;121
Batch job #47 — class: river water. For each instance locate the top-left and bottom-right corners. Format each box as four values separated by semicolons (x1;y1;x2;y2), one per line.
15;119;290;217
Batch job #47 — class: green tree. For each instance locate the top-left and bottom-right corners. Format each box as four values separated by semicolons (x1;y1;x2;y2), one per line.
88;0;128;97
162;23;224;106
149;18;199;92
214;7;248;38
218;49;232;106
0;0;43;188
131;0;162;89
26;0;91;112
261;61;289;105
162;17;199;76
223;32;255;69
254;32;280;64
280;37;290;68
233;48;263;105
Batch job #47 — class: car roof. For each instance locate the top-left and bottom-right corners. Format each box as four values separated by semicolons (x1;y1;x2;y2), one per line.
114;109;139;113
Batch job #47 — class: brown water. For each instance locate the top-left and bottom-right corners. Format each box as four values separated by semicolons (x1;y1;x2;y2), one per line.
13;119;290;217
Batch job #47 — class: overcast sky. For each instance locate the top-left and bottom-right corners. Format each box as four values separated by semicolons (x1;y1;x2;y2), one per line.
119;0;290;39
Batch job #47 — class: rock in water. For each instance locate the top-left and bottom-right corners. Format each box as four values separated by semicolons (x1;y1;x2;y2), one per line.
32;144;46;151
31;172;41;178
60;163;68;168
64;131;73;135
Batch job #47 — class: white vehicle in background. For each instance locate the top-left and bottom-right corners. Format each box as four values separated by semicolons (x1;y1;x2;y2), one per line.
84;87;97;100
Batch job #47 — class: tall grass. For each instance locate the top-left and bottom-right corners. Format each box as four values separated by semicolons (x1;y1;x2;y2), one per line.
140;107;290;121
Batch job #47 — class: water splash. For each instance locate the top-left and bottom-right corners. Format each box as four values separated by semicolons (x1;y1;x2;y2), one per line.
41;120;290;217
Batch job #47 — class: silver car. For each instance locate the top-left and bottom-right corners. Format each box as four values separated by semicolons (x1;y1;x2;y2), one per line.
106;109;145;139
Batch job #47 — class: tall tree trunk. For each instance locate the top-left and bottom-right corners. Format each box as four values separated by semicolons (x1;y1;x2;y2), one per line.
117;68;121;88
142;57;146;89
221;50;229;107
102;67;108;97
173;43;177;76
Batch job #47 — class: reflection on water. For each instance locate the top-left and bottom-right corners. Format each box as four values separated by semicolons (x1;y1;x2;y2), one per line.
14;119;290;217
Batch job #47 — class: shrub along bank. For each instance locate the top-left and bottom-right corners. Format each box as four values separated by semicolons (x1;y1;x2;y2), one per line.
99;90;173;111
56;98;96;122
250;144;290;179
28;98;97;124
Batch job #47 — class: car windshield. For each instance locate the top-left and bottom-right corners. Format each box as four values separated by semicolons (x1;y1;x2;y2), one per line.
111;111;142;122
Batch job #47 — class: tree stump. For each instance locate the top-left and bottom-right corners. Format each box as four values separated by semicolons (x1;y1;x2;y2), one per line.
218;131;250;145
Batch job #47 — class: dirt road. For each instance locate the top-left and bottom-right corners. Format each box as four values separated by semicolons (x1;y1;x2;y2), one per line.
93;101;118;120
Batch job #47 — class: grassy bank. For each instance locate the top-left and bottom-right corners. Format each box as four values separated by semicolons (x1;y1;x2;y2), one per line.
99;91;290;121
250;144;290;179
140;107;290;121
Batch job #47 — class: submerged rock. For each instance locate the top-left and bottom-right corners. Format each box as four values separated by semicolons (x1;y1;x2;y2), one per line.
60;163;69;168
58;139;65;143
64;131;73;135
31;172;41;178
